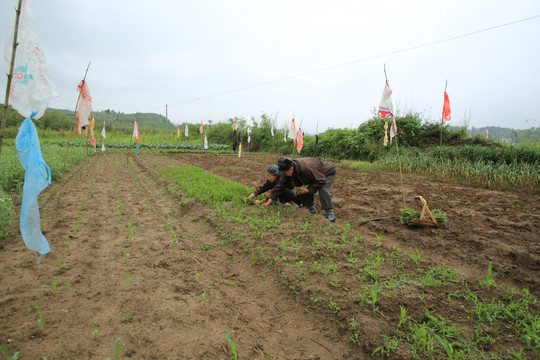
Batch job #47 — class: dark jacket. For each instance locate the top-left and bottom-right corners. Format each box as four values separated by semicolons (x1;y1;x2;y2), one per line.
270;158;335;201
254;176;282;196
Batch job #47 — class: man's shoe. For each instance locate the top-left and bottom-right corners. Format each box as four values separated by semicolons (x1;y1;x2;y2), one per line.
326;209;335;222
308;205;318;215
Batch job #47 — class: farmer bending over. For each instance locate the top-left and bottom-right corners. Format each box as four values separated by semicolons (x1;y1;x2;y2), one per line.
248;165;301;207
262;157;336;222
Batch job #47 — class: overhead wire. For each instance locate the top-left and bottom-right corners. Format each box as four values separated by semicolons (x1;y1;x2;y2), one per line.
144;14;540;113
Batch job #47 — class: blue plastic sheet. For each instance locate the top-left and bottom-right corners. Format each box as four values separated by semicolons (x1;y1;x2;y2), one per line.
15;112;51;263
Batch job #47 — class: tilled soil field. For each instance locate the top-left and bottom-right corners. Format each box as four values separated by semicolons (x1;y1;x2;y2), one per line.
0;151;538;359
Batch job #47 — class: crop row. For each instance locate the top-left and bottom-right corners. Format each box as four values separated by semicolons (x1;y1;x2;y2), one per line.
159;164;539;358
378;150;540;190
431;145;540;166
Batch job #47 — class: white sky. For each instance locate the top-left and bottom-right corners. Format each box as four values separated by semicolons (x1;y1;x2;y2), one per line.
1;0;540;134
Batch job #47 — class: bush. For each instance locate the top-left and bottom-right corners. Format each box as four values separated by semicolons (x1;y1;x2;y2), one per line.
0;188;14;239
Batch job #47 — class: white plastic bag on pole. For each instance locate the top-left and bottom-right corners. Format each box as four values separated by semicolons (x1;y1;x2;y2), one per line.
4;0;57;119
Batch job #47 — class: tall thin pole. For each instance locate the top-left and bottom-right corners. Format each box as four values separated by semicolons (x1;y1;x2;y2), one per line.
64;62;91;169
438;80;448;190
0;0;23;159
165;104;168;141
384;64;406;208
440;80;448;147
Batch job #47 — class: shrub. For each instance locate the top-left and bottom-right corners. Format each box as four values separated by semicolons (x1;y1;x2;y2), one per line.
0;188;14;239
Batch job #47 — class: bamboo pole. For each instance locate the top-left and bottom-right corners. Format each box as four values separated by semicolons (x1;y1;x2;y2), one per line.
165;104;168;141
440;80;448;147
64;62;91;170
384;64;406;209
438;80;448;191
0;0;23;159
127;113;137;164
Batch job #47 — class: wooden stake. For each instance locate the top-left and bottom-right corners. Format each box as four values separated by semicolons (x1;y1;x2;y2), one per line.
0;0;23;159
64;62;91;170
440;80;448;147
438;81;448;190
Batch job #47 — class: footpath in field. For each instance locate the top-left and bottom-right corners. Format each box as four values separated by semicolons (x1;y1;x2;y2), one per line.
0;152;350;359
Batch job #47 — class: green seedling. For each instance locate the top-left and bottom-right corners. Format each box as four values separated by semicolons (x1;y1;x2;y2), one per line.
92;330;101;336
328;301;341;313
27;306;43;329
118;200;124;216
117;311;133;323
225;331;238;360
127;220;136;242
410;248;422;266
195;272;200;281
57;257;68;271
123;272;141;288
347;317;360;344
173;231;178;245
370;232;384;247
201;286;212;303
367;281;380;311
104;337;122;360
0;346;21;360
481;261;495;288
124;252;130;265
52;277;67;292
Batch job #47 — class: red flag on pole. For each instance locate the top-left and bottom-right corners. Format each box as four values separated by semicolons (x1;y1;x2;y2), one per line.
177;124;180;138
443;92;451;122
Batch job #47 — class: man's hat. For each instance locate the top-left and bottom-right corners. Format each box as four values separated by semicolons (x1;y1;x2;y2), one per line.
276;157;293;175
267;165;279;176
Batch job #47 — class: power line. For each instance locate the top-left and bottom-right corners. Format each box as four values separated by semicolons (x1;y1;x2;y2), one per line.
147;14;540;112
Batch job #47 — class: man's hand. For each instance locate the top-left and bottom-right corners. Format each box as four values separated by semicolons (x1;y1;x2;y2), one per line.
255;200;263;205
300;188;310;195
261;199;272;208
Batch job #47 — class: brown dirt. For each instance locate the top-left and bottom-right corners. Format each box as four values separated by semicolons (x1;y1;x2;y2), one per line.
0;151;538;359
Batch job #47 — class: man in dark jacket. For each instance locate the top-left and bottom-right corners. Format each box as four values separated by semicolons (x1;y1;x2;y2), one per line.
262;157;336;222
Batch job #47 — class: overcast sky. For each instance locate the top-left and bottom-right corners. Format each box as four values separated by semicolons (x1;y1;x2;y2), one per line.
1;0;540;134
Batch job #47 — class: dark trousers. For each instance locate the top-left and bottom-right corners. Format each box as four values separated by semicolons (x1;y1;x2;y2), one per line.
278;189;313;208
